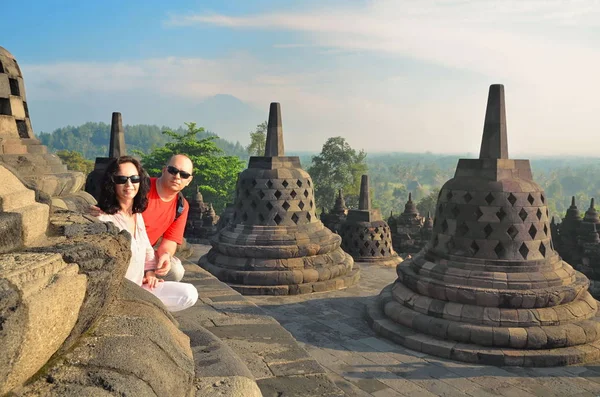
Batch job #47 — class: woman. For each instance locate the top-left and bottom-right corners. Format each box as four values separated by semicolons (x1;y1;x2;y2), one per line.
97;156;198;312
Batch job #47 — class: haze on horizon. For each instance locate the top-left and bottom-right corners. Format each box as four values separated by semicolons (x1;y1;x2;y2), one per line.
4;0;600;156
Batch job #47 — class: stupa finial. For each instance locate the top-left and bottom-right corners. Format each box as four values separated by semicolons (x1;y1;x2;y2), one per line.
572;196;576;207
479;84;508;160
264;102;284;156
109;112;126;158
358;174;371;211
408;192;412;202
591;198;596;210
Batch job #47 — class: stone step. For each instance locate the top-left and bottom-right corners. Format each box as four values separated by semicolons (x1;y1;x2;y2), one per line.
9;202;50;245
0;188;36;211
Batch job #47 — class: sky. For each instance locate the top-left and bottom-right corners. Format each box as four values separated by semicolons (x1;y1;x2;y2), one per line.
3;0;600;155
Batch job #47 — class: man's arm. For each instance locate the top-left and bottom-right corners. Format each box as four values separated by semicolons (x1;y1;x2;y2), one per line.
154;238;178;276
154;201;189;276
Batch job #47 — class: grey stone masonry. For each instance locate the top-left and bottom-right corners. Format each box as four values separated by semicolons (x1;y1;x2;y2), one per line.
368;84;600;366
199;103;359;295
339;175;402;267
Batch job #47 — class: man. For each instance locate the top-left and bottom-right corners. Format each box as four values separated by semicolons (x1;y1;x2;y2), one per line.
144;154;194;281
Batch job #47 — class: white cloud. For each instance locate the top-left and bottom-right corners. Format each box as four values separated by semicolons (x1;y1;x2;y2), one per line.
18;1;600;155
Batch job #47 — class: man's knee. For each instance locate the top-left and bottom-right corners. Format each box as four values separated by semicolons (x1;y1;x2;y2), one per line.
164;256;185;282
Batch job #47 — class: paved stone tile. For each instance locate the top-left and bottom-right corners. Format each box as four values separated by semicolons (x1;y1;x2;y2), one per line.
243;259;600;397
352;378;390;393
370;388;405;397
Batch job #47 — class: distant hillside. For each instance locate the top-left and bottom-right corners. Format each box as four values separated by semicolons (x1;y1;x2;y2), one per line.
38;122;248;160
29;93;265;145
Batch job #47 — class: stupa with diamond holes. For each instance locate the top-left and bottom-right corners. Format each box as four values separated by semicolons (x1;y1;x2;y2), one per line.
0;46;84;196
339;175;402;267
85;112;126;201
199;103;359;295
367;84;600;367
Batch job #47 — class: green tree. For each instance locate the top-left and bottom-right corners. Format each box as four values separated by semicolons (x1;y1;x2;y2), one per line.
137;122;245;212
417;188;440;218
56;150;94;174
307;137;368;211
246;121;267;156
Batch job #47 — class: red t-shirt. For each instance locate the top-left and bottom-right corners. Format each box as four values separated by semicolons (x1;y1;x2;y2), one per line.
142;177;189;246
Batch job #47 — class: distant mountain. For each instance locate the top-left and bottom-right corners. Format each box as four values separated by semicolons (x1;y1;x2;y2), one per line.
28;92;264;146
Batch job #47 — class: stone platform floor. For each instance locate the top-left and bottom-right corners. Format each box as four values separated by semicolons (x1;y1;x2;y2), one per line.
190;244;600;396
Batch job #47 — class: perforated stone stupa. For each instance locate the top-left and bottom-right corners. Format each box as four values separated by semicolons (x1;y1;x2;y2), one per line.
0;46;84;196
85;112;126;201
367;84;600;366
199;103;359;295
339;175;402;267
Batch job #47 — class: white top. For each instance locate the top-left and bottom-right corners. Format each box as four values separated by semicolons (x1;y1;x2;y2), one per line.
98;212;156;286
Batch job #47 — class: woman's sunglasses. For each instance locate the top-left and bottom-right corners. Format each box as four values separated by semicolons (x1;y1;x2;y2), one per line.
167;165;192;179
113;175;141;184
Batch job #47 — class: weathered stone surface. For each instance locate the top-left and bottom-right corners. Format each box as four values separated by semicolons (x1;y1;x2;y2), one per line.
200;103;358;294
0;252;87;394
16;279;195;397
29;230;132;353
367;84;600;366
195;376;263;397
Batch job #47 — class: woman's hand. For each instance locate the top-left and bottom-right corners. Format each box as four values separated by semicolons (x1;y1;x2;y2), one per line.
143;271;164;290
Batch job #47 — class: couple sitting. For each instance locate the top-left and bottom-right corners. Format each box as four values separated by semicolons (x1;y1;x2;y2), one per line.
97;155;198;312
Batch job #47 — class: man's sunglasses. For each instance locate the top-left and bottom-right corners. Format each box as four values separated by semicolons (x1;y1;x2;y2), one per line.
113;175;141;184
167;166;192;179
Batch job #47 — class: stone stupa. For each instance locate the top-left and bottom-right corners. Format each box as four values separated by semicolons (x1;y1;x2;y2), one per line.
320;189;349;234
339;175;402;267
85;112;126;201
367;84;600;366
0;46;84;196
199;103;359;295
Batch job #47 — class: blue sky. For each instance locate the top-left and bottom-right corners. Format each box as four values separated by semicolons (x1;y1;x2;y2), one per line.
4;0;600;154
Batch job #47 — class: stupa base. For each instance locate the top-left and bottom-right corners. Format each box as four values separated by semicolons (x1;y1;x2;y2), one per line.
366;284;600;367
206;266;360;296
355;254;403;267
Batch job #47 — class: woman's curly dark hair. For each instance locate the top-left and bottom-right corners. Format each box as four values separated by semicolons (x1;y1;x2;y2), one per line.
98;156;150;214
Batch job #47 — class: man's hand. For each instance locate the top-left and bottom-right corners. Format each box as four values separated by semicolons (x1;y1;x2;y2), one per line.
155;252;172;276
143;271;164;290
89;205;104;217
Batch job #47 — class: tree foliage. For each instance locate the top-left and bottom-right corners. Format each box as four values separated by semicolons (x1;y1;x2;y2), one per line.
136;122;245;212
56;150;94;175
307;137;368;211
416;188;440;218
246;121;267;156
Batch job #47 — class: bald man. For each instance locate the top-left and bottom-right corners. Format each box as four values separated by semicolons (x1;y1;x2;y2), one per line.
143;154;194;281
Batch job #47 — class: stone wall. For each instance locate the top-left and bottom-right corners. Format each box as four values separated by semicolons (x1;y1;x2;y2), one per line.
0;166;198;396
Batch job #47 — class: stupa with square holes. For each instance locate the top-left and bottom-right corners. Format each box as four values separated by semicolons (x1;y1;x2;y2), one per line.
367;84;600;366
339;175;402;267
0;46;84;196
199;103;360;295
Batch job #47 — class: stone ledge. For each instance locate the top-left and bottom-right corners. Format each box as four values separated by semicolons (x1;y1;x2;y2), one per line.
176;253;345;396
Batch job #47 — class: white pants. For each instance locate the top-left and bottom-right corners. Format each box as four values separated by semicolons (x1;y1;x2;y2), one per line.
143;281;198;312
